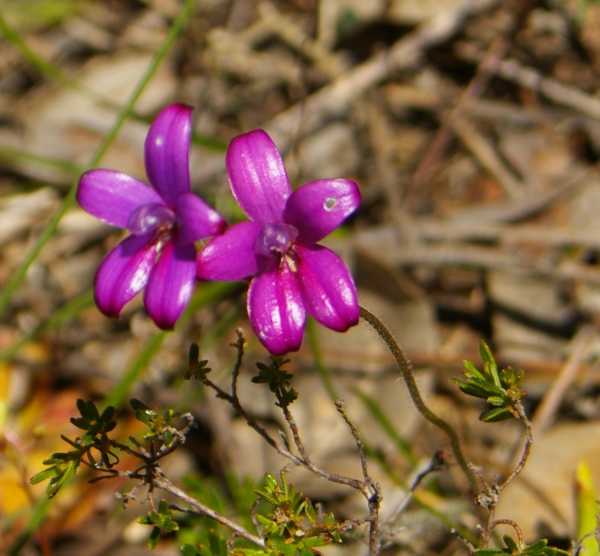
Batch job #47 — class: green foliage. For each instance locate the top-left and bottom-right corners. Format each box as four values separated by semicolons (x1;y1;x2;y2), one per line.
140;501;180;549
180;536;227;556
30;398;191;498
252;359;298;408
186;342;212;380
456;341;524;422
30;399;117;498
475;537;569;556
129;398;182;447
233;473;344;556
176;474;257;555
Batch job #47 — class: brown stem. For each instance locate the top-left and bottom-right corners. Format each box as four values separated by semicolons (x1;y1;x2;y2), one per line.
335;400;381;556
154;476;265;548
482;401;533;545
500;401;533;493
359;306;477;492
279;401;366;493
489;519;524;548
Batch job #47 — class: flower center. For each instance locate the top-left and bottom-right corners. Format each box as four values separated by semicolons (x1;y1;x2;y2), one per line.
255;222;298;258
128;203;175;236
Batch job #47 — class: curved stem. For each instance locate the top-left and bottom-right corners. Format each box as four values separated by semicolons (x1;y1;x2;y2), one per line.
500;401;532;492
359;306;477;491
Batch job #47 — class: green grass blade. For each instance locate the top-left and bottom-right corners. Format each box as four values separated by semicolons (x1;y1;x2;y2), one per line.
5;2;198;552
353;386;417;466
8;497;52;556
0;0;197;320
103;330;167;409
103;281;239;409
0;145;83;176
0;288;93;362
0;12;69;85
306;318;339;401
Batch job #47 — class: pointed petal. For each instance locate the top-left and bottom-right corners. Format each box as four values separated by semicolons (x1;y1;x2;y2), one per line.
226;129;291;223
283;179;360;243
94;233;158;317
247;265;306;355
295;244;359;332
145;103;193;207
77;169;163;229
197;221;261;281
175;192;225;244
144;240;196;329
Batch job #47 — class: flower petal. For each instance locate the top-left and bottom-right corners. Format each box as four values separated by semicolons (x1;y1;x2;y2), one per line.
295;244;359;331
144;240;196;329
94;233;159;317
196;221;261;281
145;103;193;207
247;264;306;355
283;179;360;243
77;169;163;229
226;129;291;223
175;192;225;244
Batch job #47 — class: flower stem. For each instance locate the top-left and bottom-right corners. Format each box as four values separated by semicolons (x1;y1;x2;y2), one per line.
359;306;477;492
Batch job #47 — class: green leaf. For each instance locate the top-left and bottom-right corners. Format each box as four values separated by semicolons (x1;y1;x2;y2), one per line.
30;467;58;485
148;527;161;549
480;407;512;422
502;535;519;552
47;459;78;498
77;399;99;421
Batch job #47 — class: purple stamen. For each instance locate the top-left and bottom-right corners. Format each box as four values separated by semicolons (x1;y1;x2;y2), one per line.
128;203;175;236
255;222;298;258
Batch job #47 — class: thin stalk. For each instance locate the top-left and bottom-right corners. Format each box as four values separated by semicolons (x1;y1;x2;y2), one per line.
359;306;477;492
0;146;83;176
156;477;265;548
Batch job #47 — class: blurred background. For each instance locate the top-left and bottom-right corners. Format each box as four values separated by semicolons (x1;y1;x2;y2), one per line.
3;0;600;554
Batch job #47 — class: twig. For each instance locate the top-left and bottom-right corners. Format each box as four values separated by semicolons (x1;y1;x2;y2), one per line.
414;218;600;249
410;31;516;194
480;401;533;545
268;0;500;148
489;519;524;548
359;306;477;492
532;326;595;435
457;42;600;120
277;395;366;493
196;0;500;184
335;400;382;556
203;333;384;553
354;230;600;285
387;451;447;524
450;116;524;198
155;477;265;548
202;335;376;500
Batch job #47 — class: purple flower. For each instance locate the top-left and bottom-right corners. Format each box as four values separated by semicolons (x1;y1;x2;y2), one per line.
77;103;225;329
197;129;361;355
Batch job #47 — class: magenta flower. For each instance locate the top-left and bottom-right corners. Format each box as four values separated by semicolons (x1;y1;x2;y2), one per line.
77;103;224;329
197;129;361;355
